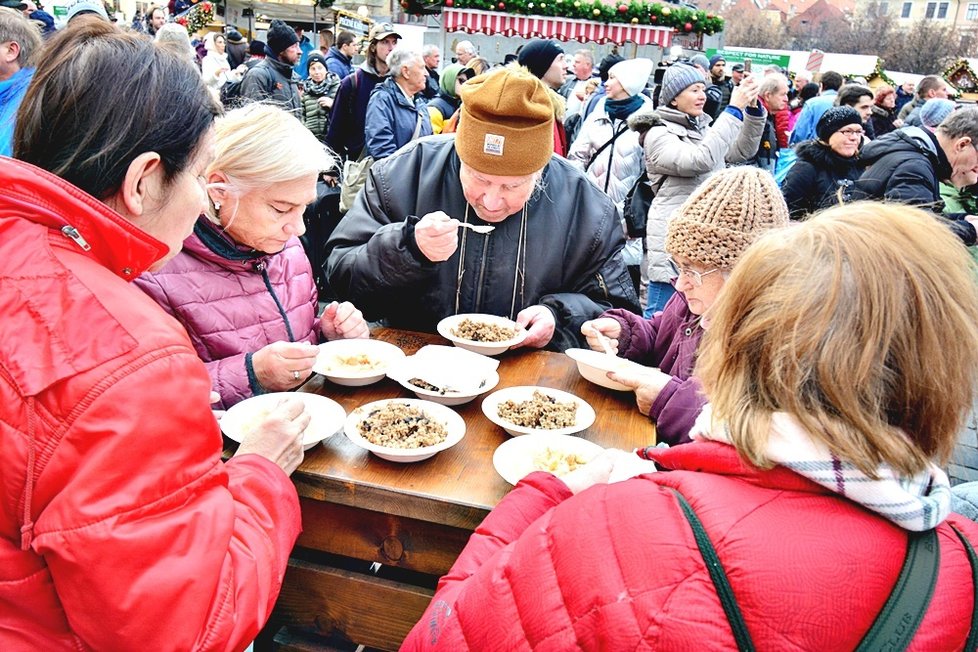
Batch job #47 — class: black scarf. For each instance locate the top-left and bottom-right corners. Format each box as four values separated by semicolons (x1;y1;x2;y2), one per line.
605;94;646;121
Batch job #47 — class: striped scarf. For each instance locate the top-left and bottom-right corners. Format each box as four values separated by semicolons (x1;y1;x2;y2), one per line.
689;405;951;532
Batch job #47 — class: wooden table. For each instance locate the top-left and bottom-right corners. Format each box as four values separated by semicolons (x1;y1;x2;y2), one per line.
256;329;655;651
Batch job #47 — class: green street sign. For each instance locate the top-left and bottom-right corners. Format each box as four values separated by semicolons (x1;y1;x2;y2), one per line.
706;48;791;70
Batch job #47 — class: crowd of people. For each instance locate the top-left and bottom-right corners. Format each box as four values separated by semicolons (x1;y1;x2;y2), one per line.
4;4;978;650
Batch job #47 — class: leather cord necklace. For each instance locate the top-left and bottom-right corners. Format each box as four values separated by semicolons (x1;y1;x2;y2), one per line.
454;203;527;319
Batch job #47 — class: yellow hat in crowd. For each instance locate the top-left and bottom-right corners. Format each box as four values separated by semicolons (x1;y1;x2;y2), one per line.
456;67;554;176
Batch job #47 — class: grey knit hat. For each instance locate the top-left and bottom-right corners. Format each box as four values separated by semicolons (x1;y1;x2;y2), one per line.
660;64;705;108
920;98;956;129
690;54;710;71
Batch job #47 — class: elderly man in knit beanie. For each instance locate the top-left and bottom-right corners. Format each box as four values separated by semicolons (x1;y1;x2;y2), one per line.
582;166;788;445
327;67;639;350
239;19;301;114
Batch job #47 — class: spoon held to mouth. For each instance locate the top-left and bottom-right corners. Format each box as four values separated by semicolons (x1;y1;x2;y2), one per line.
457;222;495;234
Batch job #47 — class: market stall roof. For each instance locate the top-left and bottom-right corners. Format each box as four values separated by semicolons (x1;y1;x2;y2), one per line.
443;7;674;46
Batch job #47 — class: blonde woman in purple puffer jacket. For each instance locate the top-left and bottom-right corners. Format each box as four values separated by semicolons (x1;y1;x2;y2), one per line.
136;103;369;408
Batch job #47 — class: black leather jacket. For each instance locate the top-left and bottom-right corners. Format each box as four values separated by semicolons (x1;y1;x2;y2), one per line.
325;136;640;350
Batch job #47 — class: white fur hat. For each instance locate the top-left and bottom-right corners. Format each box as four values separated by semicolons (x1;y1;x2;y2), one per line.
609;58;654;97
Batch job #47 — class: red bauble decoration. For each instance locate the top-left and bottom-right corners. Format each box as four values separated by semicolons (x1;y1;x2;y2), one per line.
445;0;454;5
650;14;657;22
498;1;505;6
618;4;628;12
684;22;693;31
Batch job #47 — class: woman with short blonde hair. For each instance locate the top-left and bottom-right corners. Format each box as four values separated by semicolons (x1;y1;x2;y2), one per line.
136;104;367;408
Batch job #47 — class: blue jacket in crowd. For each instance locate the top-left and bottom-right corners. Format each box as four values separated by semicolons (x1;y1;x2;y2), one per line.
364;78;433;160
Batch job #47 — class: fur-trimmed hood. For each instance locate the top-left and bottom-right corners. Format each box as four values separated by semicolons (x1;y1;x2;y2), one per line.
627;108;664;133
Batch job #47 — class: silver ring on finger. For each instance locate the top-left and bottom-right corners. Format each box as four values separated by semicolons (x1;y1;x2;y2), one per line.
293;370;301;381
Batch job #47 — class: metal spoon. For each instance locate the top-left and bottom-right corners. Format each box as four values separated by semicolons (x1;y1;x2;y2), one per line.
457;222;495;234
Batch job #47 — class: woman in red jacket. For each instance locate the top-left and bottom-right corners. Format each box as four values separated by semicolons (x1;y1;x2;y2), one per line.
1;19;312;650
403;203;978;650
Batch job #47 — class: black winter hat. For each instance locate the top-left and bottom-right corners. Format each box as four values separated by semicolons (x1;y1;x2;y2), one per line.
306;51;328;76
517;39;564;80
816;106;862;142
597;53;625;81
249;39;266;56
266;20;298;55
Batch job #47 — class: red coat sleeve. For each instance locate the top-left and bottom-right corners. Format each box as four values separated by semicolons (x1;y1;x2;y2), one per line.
32;350;301;651
775;108;790;149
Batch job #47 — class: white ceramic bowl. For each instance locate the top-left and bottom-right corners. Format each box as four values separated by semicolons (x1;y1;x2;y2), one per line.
312;339;406;387
344;398;466;463
221;392;346;451
395;370;501;406
565;348;647;391
493;433;605;485
481;386;596;437
436;313;527;356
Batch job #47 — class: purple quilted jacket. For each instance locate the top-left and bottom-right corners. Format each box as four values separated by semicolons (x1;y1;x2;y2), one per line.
135;218;320;408
602;291;707;446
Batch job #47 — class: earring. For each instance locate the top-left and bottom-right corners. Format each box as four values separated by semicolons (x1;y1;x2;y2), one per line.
214;201;222;212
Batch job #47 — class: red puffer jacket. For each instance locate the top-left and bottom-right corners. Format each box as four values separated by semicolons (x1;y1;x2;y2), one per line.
135;218;320;409
0;157;301;651
403;442;978;650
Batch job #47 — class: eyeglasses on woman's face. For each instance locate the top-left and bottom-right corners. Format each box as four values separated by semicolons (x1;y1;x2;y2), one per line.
668;257;720;287
837;127;865;138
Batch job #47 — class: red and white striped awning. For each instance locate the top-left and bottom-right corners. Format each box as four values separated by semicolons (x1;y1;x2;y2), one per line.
443;8;673;47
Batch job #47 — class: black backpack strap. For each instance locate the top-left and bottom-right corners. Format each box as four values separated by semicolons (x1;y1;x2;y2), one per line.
855;528;939;651
585;121;629;174
950;524;978;651
671;489;756;651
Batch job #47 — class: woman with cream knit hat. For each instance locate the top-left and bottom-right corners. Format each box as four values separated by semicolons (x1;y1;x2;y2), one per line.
630;62;766;316
568;58;654;288
582;166;789;445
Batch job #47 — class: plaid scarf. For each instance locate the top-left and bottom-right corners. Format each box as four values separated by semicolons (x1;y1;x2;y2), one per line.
690;405;951;532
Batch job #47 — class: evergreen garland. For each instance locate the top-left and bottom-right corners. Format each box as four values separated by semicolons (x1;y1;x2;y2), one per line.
401;0;724;36
178;1;214;34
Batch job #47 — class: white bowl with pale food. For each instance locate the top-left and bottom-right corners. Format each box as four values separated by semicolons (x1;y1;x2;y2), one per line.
344;398;466;462
565;348;648;391
313;339;405;386
221;392;346;451
493;433;605;485
481;386;596;437
436;313;527;356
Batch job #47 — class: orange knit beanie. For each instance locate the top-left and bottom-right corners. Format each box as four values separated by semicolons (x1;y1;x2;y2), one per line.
455;67;554;176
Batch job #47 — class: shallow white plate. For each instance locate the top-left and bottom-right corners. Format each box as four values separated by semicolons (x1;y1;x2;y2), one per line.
481;385;596;437
386;345;501;405
493;433;605;485
313;339;405;386
344;398;466;463
395;370;501;406
221;392;346;451
565;348;648;391
436;313;528;356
